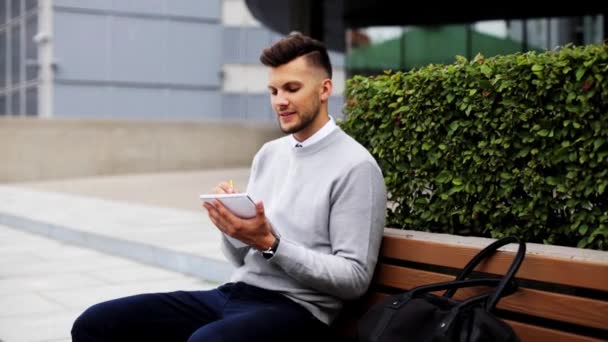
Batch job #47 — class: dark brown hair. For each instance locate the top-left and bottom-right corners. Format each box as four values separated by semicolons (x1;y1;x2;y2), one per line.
260;32;332;79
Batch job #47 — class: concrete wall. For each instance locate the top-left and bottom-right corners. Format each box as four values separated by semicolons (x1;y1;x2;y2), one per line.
0;117;282;182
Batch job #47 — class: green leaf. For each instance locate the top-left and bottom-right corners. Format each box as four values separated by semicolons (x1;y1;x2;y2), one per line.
440;193;449;200
576;67;585;80
480;65;492;76
537;129;549;137
531;64;544;72
436;170;452;184
448;185;465;194
516;147;530;158
593;139;605;151
446;94;455;103
452;178;463;186
546;177;559;185
415;197;428;205
449;121;460;133
422;142;432;151
579;224;589;235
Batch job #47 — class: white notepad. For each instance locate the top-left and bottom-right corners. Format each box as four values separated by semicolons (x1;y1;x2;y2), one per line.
199;193;256;248
199;193;257;219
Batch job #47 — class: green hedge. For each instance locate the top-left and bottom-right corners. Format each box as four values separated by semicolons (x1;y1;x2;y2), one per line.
340;43;608;250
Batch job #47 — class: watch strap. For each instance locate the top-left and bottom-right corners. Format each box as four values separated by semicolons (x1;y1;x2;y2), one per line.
262;236;280;259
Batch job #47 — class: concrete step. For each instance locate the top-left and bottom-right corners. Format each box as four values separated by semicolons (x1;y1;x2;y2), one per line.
0;186;234;284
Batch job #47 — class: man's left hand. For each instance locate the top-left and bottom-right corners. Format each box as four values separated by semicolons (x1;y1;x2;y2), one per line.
203;200;275;250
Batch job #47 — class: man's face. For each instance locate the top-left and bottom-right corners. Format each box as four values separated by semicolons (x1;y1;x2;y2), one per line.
267;56;331;141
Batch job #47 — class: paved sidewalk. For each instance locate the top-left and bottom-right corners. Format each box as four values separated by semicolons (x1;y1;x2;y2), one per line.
0;225;217;342
0;168;250;342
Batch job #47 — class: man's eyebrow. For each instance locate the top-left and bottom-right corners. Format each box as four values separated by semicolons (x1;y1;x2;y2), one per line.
269;81;302;88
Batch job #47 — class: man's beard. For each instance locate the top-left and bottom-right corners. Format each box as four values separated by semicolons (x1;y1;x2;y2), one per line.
277;101;321;135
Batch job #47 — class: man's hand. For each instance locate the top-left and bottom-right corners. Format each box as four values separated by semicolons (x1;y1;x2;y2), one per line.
211;181;237;194
203;199;275;250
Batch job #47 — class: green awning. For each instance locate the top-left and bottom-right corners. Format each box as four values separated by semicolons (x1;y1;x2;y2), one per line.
346;25;534;71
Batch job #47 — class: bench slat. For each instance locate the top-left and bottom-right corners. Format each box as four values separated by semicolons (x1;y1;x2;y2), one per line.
380;235;608;291
507;320;606;342
375;264;608;329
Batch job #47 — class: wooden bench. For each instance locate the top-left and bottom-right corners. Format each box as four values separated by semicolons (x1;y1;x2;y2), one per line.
332;228;608;341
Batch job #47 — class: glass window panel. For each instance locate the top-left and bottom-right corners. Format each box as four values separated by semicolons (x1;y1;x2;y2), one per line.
26;65;37;81
25;13;37;81
0;30;6;88
0;1;6;26
10;90;20;115
10;0;20;20
26;13;36;58
10;24;20;85
0;94;6;115
25;0;37;13
25;86;36;116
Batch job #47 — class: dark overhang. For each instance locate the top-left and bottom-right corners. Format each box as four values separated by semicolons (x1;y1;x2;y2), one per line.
245;0;608;51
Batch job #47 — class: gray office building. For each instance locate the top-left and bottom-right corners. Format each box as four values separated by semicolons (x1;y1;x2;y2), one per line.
0;0;345;121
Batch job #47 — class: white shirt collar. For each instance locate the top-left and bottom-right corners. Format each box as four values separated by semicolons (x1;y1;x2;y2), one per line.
291;116;337;148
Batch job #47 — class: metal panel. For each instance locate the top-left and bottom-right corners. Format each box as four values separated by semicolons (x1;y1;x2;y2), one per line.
109;16;167;84
164;21;221;86
54;83;220;120
53;0;113;11
54;12;220;87
165;88;222;120
167;0;220;20
53;84;111;117
53;12;108;80
54;0;220;21
109;0;164;16
222;26;274;64
222;93;274;121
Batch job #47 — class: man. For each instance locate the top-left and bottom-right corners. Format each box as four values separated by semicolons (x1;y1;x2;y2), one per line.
71;33;387;342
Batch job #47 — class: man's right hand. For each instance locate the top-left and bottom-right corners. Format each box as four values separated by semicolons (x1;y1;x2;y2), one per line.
211;181;237;194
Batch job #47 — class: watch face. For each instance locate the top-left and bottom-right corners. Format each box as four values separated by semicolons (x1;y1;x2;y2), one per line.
262;250;274;259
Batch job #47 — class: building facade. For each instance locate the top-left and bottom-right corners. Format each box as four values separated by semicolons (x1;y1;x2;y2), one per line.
0;0;345;121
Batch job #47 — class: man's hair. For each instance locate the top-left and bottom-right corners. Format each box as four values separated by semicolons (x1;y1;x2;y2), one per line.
260;32;332;79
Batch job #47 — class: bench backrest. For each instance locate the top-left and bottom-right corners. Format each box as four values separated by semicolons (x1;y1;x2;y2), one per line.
335;229;608;342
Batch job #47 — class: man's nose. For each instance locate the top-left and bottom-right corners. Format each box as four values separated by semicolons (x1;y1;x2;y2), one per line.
274;94;289;107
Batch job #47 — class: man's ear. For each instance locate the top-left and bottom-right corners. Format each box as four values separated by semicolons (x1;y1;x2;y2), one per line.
319;78;333;102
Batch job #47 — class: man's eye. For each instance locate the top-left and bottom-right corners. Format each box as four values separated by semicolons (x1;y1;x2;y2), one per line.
287;87;299;92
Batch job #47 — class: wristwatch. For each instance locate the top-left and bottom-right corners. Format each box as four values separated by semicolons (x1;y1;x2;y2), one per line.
261;236;280;259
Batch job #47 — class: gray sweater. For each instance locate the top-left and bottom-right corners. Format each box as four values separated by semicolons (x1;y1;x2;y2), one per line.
222;128;387;325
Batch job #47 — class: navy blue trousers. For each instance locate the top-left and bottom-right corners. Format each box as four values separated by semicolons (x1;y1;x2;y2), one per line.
71;282;329;342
